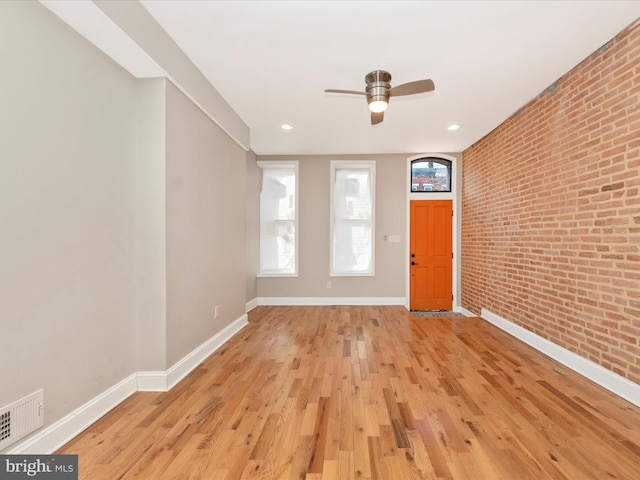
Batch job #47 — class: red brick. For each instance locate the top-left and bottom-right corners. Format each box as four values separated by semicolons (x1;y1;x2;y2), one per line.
462;21;640;384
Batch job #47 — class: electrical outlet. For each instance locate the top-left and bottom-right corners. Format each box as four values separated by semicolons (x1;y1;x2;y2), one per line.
215;306;220;319
326;281;332;289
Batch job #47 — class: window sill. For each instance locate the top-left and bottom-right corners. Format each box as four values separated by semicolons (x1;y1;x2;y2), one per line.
330;272;375;277
257;273;299;278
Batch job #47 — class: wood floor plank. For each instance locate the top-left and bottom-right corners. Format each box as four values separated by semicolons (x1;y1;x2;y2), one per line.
56;306;640;479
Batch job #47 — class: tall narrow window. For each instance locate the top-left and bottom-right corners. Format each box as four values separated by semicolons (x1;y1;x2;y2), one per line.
330;161;375;276
258;161;298;276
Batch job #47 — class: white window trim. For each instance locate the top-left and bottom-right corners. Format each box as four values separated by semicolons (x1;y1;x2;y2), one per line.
330;160;376;277
257;160;299;277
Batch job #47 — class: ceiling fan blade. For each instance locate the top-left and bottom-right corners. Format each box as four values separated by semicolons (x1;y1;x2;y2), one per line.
371;111;384;125
389;79;435;97
325;89;366;95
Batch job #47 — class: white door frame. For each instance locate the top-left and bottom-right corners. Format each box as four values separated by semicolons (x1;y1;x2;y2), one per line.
405;153;461;311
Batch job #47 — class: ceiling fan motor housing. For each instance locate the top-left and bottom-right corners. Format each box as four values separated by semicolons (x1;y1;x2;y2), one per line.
365;70;391;106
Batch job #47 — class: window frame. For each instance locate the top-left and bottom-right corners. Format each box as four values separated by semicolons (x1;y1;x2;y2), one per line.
410;157;452;193
330;160;376;277
257;160;299;277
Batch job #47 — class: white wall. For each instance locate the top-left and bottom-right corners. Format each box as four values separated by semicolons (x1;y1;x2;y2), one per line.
165;82;247;366
256;154;407;299
245;151;261;304
135;78;167;371
0;2;252;450
0;1;139;423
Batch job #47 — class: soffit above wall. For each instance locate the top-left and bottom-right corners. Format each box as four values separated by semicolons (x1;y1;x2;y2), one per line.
39;0;250;151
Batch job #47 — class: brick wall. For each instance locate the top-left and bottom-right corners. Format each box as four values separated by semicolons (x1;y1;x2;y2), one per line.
462;20;640;384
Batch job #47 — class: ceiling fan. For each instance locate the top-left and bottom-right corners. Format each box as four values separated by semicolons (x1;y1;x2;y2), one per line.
325;70;435;125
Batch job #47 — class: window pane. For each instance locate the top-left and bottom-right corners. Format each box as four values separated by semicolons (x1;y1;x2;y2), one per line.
333;221;371;273
262;168;295;220
260;220;295;273
410;158;451;192
334;169;371;220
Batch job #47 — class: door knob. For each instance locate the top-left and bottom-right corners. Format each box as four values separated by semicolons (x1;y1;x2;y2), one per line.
411;253;415;258
411;261;416;266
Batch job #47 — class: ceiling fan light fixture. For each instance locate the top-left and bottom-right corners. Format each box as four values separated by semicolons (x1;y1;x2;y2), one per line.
368;100;388;113
325;69;434;125
366;71;391;114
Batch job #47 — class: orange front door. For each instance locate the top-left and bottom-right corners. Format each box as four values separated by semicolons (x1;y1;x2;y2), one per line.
410;200;453;310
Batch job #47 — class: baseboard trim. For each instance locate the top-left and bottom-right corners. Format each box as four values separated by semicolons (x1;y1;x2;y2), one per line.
456;306;476;317
136;371;168;392
7;374;138;454
481;308;640;408
246;298;258;312
257;296;406;306
166;314;248;390
7;313;249;454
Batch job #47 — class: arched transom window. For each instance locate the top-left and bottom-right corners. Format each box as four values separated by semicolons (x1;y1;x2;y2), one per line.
410;157;452;192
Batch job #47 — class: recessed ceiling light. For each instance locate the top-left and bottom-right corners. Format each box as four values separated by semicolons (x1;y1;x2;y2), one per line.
447;124;460;131
281;124;293;130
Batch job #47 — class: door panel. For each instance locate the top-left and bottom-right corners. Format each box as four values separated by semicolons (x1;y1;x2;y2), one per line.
410;200;453;310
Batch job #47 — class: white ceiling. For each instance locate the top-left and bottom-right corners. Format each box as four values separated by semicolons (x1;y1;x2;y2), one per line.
44;1;640;156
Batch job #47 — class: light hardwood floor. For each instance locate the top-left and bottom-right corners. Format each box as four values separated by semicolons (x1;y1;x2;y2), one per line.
58;306;640;479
